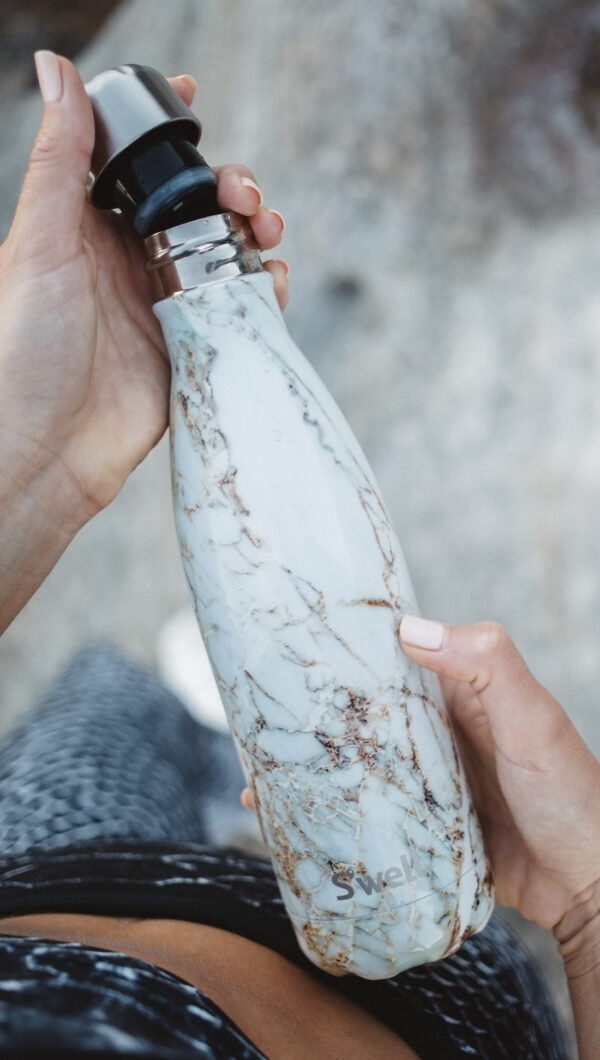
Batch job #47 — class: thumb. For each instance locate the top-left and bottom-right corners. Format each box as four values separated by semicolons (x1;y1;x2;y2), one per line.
11;52;94;260
399;615;577;771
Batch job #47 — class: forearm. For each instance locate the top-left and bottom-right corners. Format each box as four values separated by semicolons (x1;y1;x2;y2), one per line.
555;880;600;1060
0;441;95;633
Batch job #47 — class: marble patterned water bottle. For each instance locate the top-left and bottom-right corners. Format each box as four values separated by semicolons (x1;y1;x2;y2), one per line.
86;64;494;979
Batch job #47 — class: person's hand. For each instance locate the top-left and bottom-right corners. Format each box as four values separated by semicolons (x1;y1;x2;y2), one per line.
398;615;600;935
242;613;600;937
0;51;289;518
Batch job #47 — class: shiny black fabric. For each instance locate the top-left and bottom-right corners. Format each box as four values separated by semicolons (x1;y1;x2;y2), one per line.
0;932;265;1059
0;645;569;1059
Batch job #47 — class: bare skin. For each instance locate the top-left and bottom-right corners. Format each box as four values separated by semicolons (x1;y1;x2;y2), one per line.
397;616;600;1060
0;58;289;633
0;912;419;1059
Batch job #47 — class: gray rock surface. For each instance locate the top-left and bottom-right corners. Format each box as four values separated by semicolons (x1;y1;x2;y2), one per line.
2;0;600;1052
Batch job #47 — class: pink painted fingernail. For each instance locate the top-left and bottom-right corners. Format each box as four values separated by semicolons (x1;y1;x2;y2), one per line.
400;615;446;651
240;176;263;206
34;50;63;104
269;209;286;233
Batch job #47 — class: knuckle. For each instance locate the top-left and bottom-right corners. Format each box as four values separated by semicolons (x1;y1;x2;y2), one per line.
220;163;258;188
28;125;91;175
473;621;509;659
29;126;60;168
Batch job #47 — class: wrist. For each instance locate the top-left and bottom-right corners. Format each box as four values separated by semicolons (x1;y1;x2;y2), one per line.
554;877;600;981
0;449;97;633
0;422;98;518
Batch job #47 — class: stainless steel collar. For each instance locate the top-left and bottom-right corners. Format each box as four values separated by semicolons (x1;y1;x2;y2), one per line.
144;213;263;301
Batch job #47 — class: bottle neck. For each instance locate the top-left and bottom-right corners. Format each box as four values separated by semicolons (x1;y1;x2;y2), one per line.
144;212;263;301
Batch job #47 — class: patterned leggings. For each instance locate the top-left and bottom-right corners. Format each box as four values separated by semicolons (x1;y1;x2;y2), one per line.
0;645;570;1059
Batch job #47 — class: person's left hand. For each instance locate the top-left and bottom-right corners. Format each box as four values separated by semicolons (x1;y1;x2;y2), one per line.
241;616;600;936
0;52;289;519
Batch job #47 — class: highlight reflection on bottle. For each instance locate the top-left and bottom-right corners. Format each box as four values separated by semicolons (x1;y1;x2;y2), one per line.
86;64;494;980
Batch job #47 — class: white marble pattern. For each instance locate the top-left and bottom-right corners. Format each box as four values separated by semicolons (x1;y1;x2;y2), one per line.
154;269;494;979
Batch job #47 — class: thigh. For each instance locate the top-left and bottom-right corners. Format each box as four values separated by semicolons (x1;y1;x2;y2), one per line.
334;912;570;1060
0;645;245;853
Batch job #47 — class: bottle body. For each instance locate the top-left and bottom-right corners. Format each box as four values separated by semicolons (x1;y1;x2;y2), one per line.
154;267;494;979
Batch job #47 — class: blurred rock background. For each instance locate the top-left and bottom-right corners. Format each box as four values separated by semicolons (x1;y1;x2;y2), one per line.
2;0;600;1052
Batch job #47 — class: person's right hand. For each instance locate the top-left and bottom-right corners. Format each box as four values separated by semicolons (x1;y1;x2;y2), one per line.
0;52;289;519
398;615;600;936
0;51;289;635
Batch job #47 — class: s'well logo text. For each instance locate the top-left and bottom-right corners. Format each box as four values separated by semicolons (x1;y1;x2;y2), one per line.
332;853;426;901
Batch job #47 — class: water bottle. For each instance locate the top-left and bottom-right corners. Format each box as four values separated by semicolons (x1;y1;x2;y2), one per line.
86;64;494;979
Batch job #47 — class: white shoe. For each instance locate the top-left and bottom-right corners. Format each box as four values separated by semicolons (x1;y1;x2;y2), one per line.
156;607;266;853
156;607;230;732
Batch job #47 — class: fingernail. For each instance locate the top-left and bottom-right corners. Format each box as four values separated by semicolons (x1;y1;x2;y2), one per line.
34;50;63;104
240;176;263;207
400;615;446;651
177;73;198;92
277;258;290;277
269;209;286;233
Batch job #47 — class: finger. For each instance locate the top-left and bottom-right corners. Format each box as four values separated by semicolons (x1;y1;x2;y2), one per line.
167;74;197;108
248;206;286;250
399;616;578;771
214;163;264;215
240;787;255;810
11;52;94;259
263;258;290;311
213;164;286;250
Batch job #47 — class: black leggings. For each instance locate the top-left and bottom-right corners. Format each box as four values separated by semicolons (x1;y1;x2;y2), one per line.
0;645;569;1059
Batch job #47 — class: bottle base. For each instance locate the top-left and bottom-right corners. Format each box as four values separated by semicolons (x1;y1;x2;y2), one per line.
288;865;495;980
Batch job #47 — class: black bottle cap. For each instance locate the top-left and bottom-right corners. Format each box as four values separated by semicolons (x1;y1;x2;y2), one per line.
86;64;219;236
